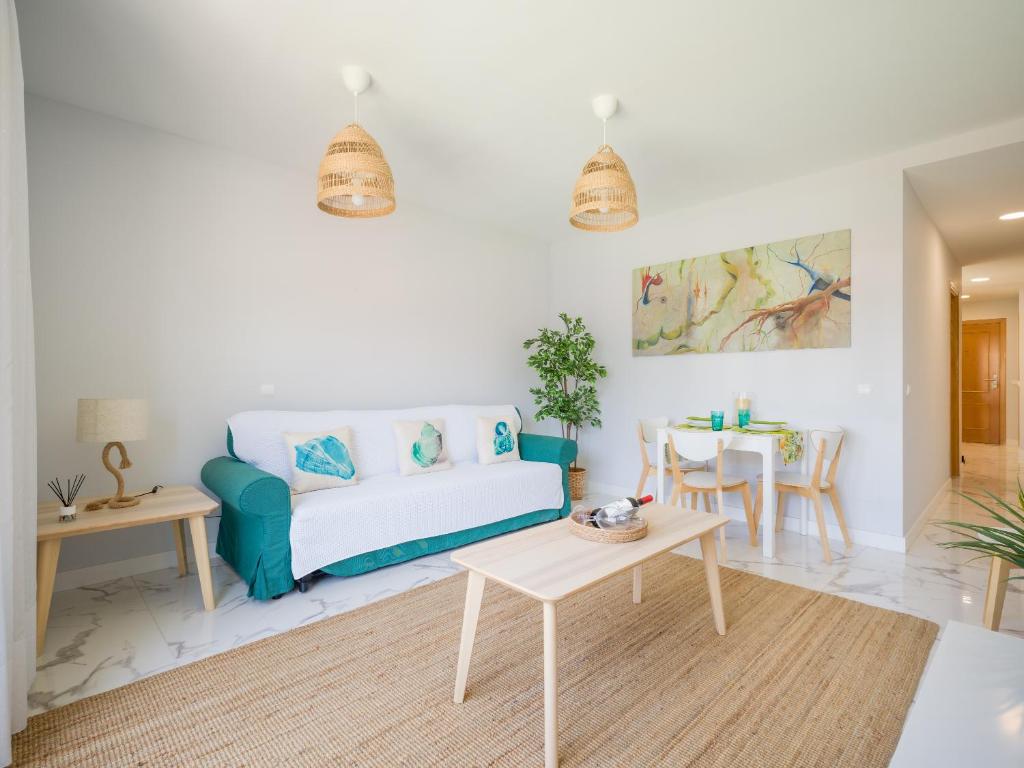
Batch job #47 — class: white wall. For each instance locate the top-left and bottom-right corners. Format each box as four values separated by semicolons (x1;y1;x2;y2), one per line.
961;295;1020;442
901;180;959;531
548;116;1024;543
27;96;551;573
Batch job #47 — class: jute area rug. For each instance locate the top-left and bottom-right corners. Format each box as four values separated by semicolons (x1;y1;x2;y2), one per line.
14;554;936;767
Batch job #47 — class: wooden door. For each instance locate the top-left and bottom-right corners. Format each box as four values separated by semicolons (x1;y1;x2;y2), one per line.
949;290;960;476
962;319;1005;444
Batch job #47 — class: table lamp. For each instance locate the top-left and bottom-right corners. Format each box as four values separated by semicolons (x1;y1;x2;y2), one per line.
76;398;148;510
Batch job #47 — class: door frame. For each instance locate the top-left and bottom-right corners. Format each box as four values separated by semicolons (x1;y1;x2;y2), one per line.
962;317;1007;446
950;287;960;476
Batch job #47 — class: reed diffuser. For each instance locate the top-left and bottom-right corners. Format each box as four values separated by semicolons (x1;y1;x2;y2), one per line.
48;474;86;522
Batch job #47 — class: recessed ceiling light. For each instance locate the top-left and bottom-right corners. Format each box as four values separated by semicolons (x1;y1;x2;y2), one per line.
999;211;1024;221
960;294;971;299
969;277;990;283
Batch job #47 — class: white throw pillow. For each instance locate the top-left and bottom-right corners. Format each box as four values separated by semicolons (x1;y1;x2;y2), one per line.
283;427;358;493
476;415;521;465
393;419;453;475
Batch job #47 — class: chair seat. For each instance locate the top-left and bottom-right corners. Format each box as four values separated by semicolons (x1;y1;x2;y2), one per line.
681;471;747;490
757;472;831;490
676;459;706;471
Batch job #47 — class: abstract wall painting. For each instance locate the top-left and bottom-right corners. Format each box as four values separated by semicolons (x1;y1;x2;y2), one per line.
632;229;851;356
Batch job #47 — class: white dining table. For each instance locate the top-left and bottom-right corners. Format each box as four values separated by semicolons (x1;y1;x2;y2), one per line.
656;427;805;558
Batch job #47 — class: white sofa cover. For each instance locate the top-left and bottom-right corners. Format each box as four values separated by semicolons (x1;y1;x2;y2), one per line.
226;405;563;578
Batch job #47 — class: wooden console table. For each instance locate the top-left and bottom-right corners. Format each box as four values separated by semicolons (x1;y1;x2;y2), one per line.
36;485;218;656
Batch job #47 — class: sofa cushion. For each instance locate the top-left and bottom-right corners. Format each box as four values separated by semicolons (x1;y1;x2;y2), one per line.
228;404;522;481
288;460;564;578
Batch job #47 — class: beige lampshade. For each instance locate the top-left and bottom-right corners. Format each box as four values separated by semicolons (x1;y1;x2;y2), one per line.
317;123;396;218
569;144;639;232
76;399;148;443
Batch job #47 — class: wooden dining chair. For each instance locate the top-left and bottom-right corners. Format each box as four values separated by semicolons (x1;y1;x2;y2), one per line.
754;427;851;563
666;429;758;560
636;418;705;497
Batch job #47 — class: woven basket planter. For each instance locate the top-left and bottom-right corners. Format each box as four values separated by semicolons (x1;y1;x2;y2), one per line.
569;144;638;232
317;123;395;218
568;467;587;500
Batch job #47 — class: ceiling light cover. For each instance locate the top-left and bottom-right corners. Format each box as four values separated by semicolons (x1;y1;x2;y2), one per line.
317;123;395;217
570;144;638;232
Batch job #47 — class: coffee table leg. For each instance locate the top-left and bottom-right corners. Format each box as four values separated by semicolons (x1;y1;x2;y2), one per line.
453;571;486;703
543;600;559;768
700;532;726;635
632;564;643;604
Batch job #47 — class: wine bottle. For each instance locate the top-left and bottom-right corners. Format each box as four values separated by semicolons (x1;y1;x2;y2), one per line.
597;494;653;521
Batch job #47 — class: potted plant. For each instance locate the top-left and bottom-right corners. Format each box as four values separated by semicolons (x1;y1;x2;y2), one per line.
935;485;1024;573
523;313;607;500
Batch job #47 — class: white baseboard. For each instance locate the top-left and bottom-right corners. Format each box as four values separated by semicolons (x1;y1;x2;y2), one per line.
588;481;907;553
55;547;224;593
904;478;952;553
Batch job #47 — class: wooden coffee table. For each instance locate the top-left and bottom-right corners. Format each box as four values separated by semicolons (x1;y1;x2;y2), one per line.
451;502;729;768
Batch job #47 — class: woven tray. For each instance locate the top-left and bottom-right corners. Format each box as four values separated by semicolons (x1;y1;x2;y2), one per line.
568;509;649;543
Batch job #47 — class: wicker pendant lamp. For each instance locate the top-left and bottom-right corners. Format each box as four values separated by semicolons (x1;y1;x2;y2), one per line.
317;66;395;218
569;94;638;232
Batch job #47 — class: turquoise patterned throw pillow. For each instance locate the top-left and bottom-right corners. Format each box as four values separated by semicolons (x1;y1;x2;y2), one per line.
283;426;358;493
393;419;453;476
476;415;520;465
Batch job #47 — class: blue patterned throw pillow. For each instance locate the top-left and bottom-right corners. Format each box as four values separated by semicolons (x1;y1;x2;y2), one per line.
283;426;359;493
476;415;520;465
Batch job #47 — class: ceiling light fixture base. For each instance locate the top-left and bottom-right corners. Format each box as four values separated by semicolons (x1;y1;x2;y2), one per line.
592;94;618;122
341;65;372;95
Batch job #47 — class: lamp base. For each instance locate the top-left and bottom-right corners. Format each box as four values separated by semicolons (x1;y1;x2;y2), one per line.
85;495;140;511
88;441;140;512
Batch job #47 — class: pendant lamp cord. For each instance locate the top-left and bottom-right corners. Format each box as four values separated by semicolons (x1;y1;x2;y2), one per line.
353;90;359;125
602;118;607;146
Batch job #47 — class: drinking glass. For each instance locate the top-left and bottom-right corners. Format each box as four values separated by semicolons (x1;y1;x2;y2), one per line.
710;410;725;431
737;408;751;428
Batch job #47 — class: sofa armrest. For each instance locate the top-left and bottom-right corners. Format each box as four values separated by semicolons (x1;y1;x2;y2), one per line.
201;456;290;518
519;433;577;466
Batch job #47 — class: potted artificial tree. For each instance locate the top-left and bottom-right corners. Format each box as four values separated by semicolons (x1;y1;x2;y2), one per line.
936;486;1024;577
523;313;607;500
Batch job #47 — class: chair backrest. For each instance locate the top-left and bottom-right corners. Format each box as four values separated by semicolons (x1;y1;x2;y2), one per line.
809;427;845;484
810;428;844;460
667;428;734;462
638;417;669;444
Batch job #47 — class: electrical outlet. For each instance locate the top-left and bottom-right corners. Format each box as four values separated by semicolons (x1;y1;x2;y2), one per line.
260;384;275;396
856;384;871;395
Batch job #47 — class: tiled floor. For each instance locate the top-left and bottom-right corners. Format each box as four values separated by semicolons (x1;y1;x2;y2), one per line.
30;443;1023;714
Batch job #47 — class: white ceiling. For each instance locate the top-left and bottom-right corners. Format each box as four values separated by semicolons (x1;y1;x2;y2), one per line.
905;142;1024;263
905;142;1024;300
16;0;1024;241
960;257;1024;301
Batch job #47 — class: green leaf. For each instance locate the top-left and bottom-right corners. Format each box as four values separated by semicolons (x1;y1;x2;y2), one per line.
523;313;606;448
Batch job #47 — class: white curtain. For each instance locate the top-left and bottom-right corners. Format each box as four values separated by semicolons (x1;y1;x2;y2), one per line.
0;0;36;764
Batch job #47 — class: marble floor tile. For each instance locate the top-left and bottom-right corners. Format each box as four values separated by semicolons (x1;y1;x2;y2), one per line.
29;442;1024;715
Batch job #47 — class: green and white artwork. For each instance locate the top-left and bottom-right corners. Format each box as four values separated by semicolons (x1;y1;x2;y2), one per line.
632;229;851;355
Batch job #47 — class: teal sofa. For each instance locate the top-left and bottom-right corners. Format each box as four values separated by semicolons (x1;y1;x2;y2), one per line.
201;427;577;600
